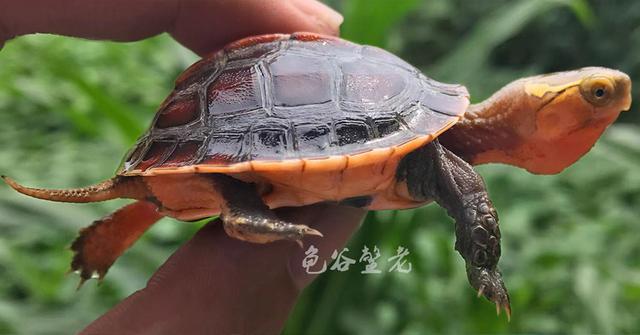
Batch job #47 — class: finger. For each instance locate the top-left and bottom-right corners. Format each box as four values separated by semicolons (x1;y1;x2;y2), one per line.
171;0;344;55
80;204;365;334
278;204;366;289
0;0;178;42
0;0;343;56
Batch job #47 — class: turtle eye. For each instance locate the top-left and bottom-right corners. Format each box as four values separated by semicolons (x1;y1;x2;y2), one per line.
594;87;605;98
580;76;615;106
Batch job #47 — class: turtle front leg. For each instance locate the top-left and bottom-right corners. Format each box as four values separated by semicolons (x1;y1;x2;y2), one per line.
399;140;510;318
211;174;322;245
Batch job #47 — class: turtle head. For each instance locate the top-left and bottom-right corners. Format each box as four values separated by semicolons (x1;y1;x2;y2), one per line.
524;67;631;138
442;67;632;174
515;67;631;174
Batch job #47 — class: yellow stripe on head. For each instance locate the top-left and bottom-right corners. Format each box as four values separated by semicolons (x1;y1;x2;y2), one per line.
524;80;582;98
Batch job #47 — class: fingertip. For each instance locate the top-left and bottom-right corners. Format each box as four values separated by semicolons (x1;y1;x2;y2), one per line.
170;0;344;56
292;0;343;36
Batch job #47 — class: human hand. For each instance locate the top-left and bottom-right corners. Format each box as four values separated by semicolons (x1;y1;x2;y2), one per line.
82;204;365;334
0;0;344;56
0;1;364;334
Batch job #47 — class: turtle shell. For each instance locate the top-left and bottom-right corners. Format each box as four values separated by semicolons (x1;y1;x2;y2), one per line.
119;33;469;176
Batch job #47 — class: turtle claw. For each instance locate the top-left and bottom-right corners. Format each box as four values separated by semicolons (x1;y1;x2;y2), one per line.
467;266;511;320
71;265;106;290
69;236;111;289
301;226;323;238
294;226;322;248
70;264;102;290
67;263;92;290
76;277;88;291
494;301;512;322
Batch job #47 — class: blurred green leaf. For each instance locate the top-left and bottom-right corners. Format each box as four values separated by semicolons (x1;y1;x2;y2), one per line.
569;0;596;27
431;0;573;83
340;0;421;46
50;64;144;143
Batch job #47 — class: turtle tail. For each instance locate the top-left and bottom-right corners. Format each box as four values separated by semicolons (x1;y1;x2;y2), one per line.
1;175;148;203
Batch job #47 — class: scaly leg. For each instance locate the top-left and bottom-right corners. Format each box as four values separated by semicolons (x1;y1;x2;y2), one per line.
212;174;322;245
398;140;510;318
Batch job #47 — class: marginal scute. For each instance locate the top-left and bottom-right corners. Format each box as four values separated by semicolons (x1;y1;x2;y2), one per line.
164;141;203;166
202;133;245;165
207;66;262;114
269;54;333;107
251;123;289;159
295;123;332;153
226;41;281;61
174;55;221;89
224;34;289;53
290;32;337;42
335;119;370;146
374;117;401;137
121;140;146;170
155;93;201;128
137;141;176;171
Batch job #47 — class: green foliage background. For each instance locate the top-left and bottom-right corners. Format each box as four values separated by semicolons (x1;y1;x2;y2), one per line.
0;0;639;333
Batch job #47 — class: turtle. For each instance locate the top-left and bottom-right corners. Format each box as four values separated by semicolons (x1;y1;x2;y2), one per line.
3;32;632;318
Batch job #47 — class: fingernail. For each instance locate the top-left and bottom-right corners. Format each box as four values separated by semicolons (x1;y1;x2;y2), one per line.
315;2;344;30
296;1;344;35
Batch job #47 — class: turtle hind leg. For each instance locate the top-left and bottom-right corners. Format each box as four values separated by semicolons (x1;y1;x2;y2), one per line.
212;174;322;245
71;200;163;287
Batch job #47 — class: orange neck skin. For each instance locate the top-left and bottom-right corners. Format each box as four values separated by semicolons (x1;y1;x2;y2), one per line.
439;82;526;168
439;68;631;174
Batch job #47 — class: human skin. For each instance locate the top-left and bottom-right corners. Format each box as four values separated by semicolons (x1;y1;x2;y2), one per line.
0;1;367;334
82;204;364;334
